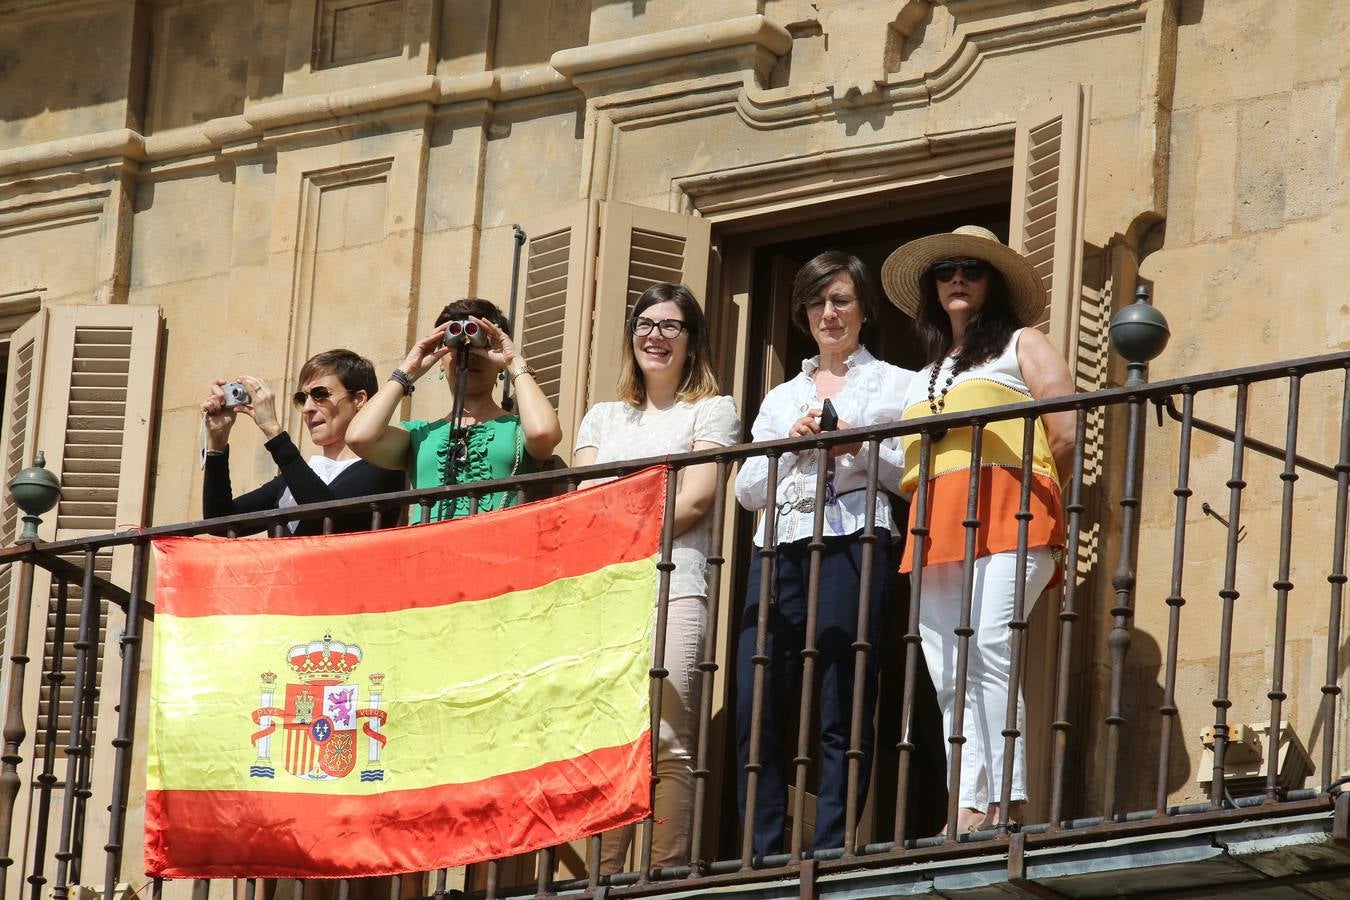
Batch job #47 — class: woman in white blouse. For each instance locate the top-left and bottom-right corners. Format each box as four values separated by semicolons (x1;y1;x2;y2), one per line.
574;282;740;874
734;251;914;857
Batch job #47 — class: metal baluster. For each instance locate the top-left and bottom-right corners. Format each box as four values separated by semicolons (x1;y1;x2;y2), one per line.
945;422;985;840
893;432;933;847
788;446;830;863
689;459;729;874
0;558;39;900
50;549;100;900
484;859;499;900
1101;385;1147;822
27;577;68;900
638;466;679;882
1209;383;1249;809
102;542;151;900
336;878;349;900
370;507;383;531
432;868;447;900
996;418;1038;830
70;559;103;884
468;493;480;518
535;846;554;896
1264;376;1301;802
322;516;335;535
740;453;779;870
1154;392;1194;817
585;836;601;893
1048;408;1088;830
1320;366;1350;791
842;441;880;857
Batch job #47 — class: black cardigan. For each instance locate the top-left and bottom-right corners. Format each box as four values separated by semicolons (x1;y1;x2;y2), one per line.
202;433;405;536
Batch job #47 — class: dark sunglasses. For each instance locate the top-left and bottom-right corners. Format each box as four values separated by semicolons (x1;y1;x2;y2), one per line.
929;259;990;283
291;386;347;408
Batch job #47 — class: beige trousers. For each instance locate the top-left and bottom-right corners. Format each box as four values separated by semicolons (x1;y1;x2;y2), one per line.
599;596;707;874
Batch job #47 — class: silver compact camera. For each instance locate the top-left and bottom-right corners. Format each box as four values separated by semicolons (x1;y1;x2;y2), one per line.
442;319;488;349
222;381;251;408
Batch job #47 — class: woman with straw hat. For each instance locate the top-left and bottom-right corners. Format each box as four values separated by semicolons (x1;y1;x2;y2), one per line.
880;225;1075;834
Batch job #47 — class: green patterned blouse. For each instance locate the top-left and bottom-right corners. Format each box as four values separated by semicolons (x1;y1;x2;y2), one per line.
402;415;537;523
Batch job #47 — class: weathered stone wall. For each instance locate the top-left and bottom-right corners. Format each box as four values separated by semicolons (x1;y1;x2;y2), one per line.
0;0;1346;884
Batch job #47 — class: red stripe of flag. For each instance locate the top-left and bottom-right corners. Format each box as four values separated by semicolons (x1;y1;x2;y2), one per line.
155;467;666;618
146;736;650;878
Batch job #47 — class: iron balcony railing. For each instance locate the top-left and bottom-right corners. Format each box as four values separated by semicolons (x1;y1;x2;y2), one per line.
0;348;1347;900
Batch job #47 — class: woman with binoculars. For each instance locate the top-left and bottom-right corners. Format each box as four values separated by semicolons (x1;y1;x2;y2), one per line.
346;298;563;521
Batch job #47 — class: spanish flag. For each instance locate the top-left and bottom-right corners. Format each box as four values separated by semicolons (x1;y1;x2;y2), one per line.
145;468;665;878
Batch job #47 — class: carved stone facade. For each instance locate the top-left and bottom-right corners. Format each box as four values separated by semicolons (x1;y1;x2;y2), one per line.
0;0;1346;891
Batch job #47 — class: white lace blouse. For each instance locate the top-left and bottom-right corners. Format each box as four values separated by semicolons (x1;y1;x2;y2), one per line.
735;346;914;546
575;395;740;600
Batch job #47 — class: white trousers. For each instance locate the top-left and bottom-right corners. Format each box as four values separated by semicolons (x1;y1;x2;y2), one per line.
917;548;1056;811
600;596;706;873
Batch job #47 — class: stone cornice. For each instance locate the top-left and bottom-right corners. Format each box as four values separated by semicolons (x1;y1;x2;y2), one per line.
550;15;792;81
0;3;1150;181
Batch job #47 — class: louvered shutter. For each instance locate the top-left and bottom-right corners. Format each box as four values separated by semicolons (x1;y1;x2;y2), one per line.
515;202;599;450
0;305;162;894
0;310;47;687
1009;84;1092;354
590;202;712;405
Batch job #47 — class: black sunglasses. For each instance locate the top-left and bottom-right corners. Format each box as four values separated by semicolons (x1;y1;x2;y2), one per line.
292;386;348;408
929;259;990;283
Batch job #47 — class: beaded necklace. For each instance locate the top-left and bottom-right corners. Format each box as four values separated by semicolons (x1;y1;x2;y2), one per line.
927;356;958;415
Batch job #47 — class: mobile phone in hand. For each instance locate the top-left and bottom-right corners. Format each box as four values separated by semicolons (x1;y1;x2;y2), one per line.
819;398;839;431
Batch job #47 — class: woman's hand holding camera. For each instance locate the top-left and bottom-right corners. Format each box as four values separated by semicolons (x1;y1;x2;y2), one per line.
200;376;283;448
200;380;237;451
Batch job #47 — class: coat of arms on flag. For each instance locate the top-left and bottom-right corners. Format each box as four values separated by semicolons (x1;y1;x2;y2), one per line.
249;634;388;782
145;467;666;879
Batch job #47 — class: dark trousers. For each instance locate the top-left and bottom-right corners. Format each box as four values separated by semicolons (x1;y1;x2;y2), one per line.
735;530;893;857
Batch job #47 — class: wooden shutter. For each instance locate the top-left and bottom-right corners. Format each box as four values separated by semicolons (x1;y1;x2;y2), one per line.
590;202;712;405
0;310;47;688
28;304;161;752
0;305;162;895
1009;84;1092;355
515;202;599;448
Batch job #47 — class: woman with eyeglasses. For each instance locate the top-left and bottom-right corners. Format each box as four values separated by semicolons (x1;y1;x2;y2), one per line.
879;225;1074;834
572;283;739;873
346;298;562;521
200;349;406;535
733;251;914;857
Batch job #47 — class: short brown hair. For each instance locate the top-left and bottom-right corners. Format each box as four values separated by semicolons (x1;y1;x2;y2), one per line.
616;283;721;407
298;349;377;398
789;251;881;334
434;297;511;333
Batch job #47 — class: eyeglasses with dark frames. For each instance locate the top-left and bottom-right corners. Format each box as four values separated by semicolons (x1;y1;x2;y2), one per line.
631;316;688;339
292;386;348;409
929;259;990;283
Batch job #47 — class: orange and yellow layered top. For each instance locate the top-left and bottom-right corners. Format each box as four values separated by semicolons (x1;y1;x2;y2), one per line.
898;359;1064;574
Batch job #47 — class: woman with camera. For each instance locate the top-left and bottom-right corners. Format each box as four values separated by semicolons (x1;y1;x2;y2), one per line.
572;282;739;874
200;348;406;535
346;298;562;521
879;225;1073;834
733;251;913;858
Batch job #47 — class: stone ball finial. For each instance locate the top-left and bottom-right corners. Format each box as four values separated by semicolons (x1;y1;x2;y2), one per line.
8;450;61;542
1109;283;1171;368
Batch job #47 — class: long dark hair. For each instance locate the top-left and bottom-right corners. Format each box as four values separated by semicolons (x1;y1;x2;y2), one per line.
617;283;720;407
914;264;1019;374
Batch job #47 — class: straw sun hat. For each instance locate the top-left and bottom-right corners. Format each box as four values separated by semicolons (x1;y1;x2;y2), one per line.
880;225;1047;326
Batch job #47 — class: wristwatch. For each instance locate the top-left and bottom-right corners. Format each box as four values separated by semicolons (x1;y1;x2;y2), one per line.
509;365;537;383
